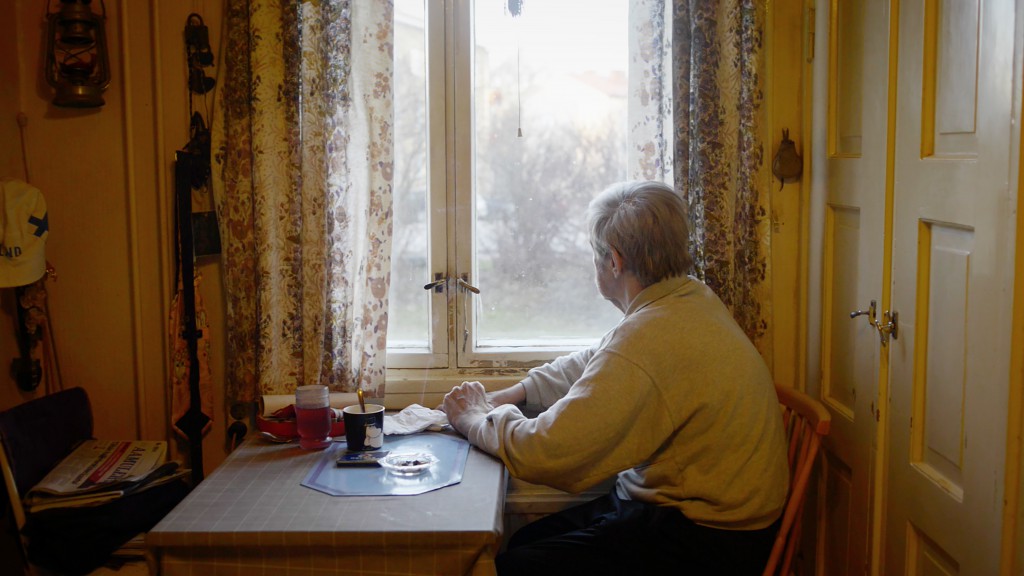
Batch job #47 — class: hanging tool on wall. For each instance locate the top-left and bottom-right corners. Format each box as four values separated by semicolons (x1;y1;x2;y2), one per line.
184;13;220;258
5;114;63;395
772;128;803;190
2;179;55;393
170;13;220;484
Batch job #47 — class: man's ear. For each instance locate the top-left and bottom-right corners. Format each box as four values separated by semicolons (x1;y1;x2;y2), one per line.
609;248;625;278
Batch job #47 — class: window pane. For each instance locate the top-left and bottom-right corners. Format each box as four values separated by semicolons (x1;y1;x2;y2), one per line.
473;0;627;343
389;0;430;346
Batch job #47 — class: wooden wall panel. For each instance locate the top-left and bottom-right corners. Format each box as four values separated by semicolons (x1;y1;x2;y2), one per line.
0;1;228;477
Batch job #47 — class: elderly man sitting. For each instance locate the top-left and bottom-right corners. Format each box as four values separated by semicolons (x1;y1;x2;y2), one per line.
443;180;788;575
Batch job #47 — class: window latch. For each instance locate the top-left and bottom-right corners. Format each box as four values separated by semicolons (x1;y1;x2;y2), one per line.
423;274;481;294
423;273;446;293
456;274;480;294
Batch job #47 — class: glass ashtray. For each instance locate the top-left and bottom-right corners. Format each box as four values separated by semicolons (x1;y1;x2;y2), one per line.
378;452;437;475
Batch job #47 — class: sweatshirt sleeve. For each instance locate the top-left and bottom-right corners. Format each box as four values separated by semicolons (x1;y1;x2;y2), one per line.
520;344;597;408
465;349;675;493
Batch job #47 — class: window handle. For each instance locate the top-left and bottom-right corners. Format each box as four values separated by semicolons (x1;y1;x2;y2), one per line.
423;273;446;293
456;274;480;294
423;274;481;294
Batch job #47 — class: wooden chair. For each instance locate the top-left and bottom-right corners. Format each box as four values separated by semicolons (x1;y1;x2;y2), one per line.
763;384;831;576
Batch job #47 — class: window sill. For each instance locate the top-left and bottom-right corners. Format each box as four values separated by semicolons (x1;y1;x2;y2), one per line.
381;370;524;410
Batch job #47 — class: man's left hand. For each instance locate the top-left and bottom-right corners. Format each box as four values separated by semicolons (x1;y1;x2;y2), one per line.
442;381;494;436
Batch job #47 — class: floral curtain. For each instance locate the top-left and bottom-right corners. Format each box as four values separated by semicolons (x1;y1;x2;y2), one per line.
660;0;772;355
212;0;394;405
628;0;771;355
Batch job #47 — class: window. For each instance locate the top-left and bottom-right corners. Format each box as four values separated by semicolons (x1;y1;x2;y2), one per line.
388;0;647;376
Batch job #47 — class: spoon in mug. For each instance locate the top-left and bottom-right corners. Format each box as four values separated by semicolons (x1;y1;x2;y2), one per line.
357;387;366;412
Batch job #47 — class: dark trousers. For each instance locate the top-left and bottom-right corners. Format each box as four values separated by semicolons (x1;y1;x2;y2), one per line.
497;490;778;576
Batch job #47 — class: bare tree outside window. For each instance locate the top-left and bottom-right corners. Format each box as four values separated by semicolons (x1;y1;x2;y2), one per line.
474;67;627;341
389;0;628;356
473;0;627;343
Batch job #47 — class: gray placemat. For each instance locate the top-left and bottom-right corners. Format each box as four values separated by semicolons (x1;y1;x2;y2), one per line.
302;432;470;496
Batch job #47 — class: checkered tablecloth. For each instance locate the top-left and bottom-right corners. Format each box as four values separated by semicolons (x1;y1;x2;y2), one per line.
147;434;507;576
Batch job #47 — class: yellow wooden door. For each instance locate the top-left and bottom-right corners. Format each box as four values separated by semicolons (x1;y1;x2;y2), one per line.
884;0;1019;572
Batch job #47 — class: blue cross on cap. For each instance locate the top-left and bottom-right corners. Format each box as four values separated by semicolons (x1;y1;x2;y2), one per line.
29;212;48;237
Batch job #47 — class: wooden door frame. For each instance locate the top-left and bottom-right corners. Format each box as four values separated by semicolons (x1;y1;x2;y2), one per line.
1002;1;1024;571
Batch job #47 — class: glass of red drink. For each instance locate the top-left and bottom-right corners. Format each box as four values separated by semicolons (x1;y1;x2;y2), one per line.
295;385;332;450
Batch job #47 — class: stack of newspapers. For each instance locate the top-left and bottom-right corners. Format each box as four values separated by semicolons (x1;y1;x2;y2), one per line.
24;440;187;513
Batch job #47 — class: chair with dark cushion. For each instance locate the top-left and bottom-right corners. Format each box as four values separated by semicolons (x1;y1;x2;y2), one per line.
0;387;188;575
0;387;94;515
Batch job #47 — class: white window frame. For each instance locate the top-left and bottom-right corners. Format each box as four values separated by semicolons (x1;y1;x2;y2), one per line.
386;0;451;372
387;0;637;387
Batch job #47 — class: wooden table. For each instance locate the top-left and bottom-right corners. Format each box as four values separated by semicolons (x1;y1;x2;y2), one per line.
147;435;507;576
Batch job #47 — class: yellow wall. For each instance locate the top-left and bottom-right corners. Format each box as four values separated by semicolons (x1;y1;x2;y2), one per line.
768;0;808;390
0;0;228;474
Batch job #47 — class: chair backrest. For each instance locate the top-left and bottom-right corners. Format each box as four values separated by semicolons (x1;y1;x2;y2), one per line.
763;384;831;576
0;387;93;532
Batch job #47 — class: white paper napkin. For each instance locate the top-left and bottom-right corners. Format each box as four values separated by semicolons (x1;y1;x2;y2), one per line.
383;403;450;435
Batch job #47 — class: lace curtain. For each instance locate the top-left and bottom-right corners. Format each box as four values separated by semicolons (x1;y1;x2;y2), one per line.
212;0;394;405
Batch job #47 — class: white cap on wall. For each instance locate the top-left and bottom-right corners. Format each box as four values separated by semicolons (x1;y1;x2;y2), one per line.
0;179;49;288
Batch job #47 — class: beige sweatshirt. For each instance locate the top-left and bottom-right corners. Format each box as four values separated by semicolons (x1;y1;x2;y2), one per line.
457;276;789;531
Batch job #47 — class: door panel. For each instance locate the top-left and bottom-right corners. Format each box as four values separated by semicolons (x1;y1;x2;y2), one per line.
913;222;971;498
814;1;890;573
885;0;1017;573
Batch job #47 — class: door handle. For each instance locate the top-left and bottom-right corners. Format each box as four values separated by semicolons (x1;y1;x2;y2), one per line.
850;300;898;345
849;300;877;321
877;310;898;345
